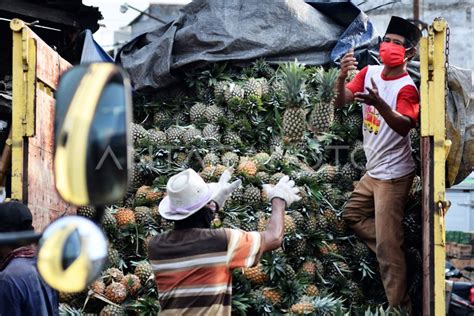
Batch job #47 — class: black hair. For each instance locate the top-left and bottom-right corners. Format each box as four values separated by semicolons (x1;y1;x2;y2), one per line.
173;206;215;230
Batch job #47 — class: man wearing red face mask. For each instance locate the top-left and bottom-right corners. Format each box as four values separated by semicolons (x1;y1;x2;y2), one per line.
335;16;422;312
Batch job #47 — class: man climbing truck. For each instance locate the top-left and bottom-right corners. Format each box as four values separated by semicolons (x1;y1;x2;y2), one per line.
336;16;422;313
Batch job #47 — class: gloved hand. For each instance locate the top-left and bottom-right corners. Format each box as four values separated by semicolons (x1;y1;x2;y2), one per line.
212;169;242;210
262;176;301;207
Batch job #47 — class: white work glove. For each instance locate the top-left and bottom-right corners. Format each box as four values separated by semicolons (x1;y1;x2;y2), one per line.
262;176;301;207
211;169;242;210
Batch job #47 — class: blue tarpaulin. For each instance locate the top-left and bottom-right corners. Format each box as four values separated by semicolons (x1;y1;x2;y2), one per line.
80;29;113;63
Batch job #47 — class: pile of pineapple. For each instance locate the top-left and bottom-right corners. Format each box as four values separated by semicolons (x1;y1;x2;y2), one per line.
59;59;423;316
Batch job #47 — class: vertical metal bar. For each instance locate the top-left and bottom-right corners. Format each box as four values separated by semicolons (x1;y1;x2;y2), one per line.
10;19;36;203
414;0;421;21
420;19;448;316
10;19;27;202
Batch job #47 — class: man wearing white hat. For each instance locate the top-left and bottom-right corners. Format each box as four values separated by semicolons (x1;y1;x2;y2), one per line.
148;168;300;315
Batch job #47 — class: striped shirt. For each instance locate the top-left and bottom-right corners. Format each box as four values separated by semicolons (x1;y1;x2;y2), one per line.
148;228;262;315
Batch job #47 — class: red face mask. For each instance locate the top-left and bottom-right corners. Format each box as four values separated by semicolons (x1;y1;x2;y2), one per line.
379;42;407;67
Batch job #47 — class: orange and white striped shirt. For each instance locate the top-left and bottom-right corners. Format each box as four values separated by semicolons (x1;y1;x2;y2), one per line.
148;228;262;316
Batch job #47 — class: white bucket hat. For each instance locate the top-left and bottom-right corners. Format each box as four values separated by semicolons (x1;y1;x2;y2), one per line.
158;169;218;221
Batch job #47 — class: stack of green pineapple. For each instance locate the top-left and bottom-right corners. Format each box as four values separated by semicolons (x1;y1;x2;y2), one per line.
60;60;422;316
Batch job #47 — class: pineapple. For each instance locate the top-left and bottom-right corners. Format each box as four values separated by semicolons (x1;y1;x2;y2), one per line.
128;168;142;195
302;215;317;234
147;129;167;145
203;152;220;166
153;111;170;130
102;209;117;227
189;102;207;122
309;67;339;133
345;111;363;132
280;61;308;143
352;240;371;260
340;163;360;181
213;81;229;100
284;214;297;235
319;242;339;256
243;186;262;207
100;305;126;316
290;300;315;315
106;247;121;268
270;172;286;185
203;105;224;124
239;216;258;231
90;279;106;294
317;164;338;183
222;131;242;146
262;288;283;306
243;263;268;285
180;127;202;143
134;206;153;225
222;215;241;229
202;124;221;141
256;212;269;232
322;209;338;233
252;152;270;170
103;267;124;284
238;160;258;177
131;123;148;145
333;217;347;236
252;58;276;79
289;211;305;229
256;171;271;184
306;284;320;297
270;146;284;163
115;208;136;226
223;82;244;103
145;190;162;204
243;78;265;99
120;274;141;296
350;139;367;171
165;126;184;143
229;186;244;204
221;151;239;167
77;206;95;219
299;259;317;280
134;185;150;205
104;282;127;304
58;291;83;304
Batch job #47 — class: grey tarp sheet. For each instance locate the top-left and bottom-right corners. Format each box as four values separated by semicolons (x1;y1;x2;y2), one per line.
117;0;379;91
446;66;473;186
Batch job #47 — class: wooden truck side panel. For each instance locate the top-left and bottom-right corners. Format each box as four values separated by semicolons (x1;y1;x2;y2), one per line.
11;19;75;231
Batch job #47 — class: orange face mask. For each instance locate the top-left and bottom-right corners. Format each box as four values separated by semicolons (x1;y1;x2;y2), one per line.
379;42;406;67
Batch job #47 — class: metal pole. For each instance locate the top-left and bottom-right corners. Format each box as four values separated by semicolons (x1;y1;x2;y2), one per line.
414;0;420;20
125;4;167;24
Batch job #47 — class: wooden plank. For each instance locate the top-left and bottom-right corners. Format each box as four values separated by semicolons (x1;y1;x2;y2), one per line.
28;89;75;231
21;26;71;90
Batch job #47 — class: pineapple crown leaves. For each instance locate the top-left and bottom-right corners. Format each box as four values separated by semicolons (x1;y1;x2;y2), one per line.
231;293;252;316
309;67;340;103
312;294;346;315
278;60;309;108
357;258;377;280
279;278;305;307
127;297;161;315
364;306;410;316
261;251;288;282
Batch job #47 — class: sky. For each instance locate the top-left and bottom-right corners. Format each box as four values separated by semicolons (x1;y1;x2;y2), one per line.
83;0;191;48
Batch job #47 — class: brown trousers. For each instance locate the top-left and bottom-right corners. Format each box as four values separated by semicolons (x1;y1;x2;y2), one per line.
343;172;414;310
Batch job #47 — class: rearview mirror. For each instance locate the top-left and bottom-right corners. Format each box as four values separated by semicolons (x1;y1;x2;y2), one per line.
54;63;132;207
37;216;108;293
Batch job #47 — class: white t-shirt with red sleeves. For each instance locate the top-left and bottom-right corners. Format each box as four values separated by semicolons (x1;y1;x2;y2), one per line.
346;65;420;180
